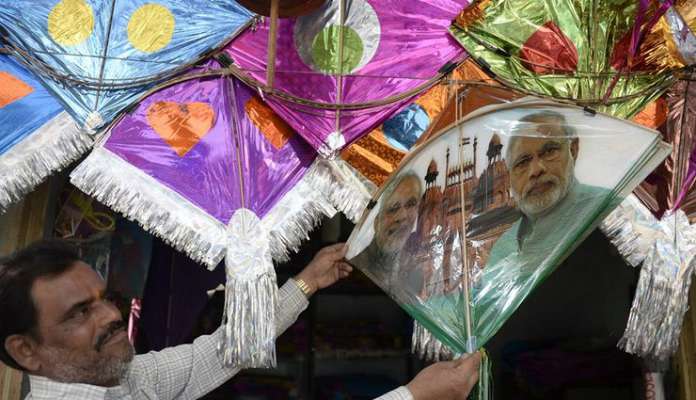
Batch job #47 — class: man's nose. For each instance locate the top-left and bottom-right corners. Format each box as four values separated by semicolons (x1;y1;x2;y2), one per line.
528;156;547;178
95;299;122;325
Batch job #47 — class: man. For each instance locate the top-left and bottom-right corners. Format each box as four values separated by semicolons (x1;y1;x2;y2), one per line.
347;172;423;293
405;110;613;354
0;239;480;400
471;110;612;342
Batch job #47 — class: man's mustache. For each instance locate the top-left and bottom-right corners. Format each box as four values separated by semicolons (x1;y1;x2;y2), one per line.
95;320;127;352
524;175;558;197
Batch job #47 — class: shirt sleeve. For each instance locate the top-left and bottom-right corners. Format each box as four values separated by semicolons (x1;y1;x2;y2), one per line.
124;279;309;400
374;386;414;400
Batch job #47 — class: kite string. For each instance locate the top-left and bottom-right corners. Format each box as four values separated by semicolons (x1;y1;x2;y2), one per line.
93;0;118;111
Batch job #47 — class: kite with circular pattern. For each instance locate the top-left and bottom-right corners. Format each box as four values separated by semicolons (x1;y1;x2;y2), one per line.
68;60;375;368
225;0;468;157
0;0;253;127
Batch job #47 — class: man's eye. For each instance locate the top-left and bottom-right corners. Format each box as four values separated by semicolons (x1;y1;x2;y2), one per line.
387;203;401;214
405;199;418;208
514;157;531;170
541;146;561;160
73;306;90;320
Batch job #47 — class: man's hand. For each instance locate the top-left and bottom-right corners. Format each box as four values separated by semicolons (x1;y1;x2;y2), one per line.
406;352;482;400
294;243;353;297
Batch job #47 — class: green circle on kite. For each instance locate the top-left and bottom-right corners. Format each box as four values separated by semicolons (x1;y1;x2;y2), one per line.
311;25;364;75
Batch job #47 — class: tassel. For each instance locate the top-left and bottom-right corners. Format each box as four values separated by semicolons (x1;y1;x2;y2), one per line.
618;210;696;360
412;320;454;362
469;349;492;400
219;208;278;368
600;194;660;267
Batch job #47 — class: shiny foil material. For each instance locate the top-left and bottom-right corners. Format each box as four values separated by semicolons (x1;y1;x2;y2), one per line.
70;69;342;268
601;194;662;267
226;0;468;157
70;70;357;367
450;0;677;118
0;54;90;214
619;209;696;360
634;74;696;222
346;98;670;354
341;60;500;187
0;0;253;127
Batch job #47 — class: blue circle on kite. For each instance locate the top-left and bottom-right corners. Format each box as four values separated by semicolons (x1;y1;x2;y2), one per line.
383;104;430;151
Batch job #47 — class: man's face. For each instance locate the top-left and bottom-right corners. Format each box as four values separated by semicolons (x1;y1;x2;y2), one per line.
29;262;134;386
508;127;577;217
374;177;420;255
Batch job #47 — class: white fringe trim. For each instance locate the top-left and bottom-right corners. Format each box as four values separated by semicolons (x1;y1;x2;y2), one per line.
70;147;228;268
600;194;660;267
412;320;454;362
0;112;91;214
308;158;377;223
69;149;360;268
262;159;338;262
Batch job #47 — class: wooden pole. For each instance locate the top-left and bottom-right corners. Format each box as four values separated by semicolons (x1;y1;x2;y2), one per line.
0;181;54;400
265;0;280;88
676;282;696;400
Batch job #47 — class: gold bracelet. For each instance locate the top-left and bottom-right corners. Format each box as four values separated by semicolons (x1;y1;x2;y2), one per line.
293;277;313;299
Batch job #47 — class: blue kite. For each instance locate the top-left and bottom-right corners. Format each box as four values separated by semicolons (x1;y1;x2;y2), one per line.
0;0;254;128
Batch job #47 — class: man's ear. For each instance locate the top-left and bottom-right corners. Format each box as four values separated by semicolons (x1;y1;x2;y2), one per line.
570;138;579;160
5;334;41;372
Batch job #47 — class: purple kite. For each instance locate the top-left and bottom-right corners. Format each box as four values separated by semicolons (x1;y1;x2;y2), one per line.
70;68;367;368
225;0;468;157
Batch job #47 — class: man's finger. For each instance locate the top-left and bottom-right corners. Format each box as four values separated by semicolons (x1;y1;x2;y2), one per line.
456;352;482;373
336;261;353;271
319;243;346;260
451;353;472;367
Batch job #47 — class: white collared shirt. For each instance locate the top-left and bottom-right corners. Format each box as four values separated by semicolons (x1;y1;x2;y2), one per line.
25;280;413;400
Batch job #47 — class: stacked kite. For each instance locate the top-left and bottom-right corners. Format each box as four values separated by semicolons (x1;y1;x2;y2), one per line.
1;0;695;379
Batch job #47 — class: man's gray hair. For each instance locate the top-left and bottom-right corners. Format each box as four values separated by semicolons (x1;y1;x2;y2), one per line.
505;110;578;168
379;171;423;213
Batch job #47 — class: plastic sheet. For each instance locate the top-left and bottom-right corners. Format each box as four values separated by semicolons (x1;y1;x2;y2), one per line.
0;0;253;127
225;0;468;157
346;98;670;354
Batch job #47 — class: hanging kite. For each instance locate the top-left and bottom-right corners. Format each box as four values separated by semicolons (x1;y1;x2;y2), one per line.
224;0;468;158
341;59;500;187
450;0;684;118
69;64;373;367
0;0;254;128
345;99;670;369
0;53;88;214
600;70;696;361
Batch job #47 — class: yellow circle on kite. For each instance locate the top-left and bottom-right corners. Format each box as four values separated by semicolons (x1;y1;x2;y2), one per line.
127;4;175;53
48;0;95;46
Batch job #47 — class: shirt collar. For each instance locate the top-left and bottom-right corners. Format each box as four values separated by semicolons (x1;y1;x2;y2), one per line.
29;374;126;400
